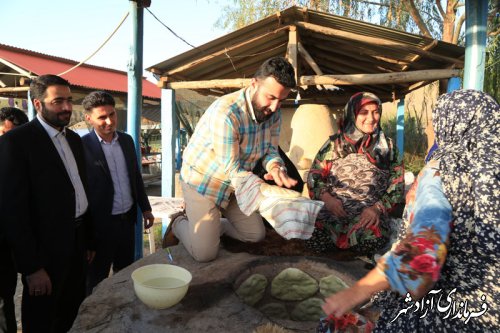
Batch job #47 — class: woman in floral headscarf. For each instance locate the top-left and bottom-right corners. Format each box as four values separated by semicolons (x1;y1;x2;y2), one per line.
305;92;404;256
320;90;499;332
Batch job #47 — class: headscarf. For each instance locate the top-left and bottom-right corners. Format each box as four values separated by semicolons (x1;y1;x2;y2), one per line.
430;89;500;232
339;92;392;169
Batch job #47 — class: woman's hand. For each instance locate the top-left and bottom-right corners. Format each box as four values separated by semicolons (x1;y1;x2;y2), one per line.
358;205;381;229
322;269;390;317
321;192;348;218
322;287;368;317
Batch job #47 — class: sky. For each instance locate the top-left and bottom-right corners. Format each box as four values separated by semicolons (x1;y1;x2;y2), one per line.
0;0;230;78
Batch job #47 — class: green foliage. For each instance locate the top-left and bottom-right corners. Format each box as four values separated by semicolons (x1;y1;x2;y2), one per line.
215;0;452;38
484;36;499;101
216;0;331;30
381;114;427;176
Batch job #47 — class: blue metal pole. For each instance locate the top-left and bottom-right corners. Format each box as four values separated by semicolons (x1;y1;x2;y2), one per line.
160;89;177;237
128;0;145;261
447;77;462;92
463;0;488;91
27;91;35;120
396;98;405;160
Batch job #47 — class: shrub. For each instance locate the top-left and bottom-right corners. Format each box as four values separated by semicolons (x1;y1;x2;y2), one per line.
381;116;427;176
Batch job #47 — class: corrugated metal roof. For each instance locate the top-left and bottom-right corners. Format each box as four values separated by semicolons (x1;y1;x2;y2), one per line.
147;6;464;105
0;43;161;99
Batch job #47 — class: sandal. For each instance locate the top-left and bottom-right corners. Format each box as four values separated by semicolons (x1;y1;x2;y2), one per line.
162;210;185;248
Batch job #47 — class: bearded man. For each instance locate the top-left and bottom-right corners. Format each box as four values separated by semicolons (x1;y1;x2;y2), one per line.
0;75;92;332
163;57;301;262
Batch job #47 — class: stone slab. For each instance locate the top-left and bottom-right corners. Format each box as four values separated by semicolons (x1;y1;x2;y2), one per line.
70;246;369;333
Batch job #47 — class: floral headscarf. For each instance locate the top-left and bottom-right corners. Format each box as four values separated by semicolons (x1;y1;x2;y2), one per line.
340;92;392;169
431;89;500;232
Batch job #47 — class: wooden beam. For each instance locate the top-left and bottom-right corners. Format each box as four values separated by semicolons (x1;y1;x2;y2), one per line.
297;42;322;75
164;69;459;90
295;21;463;66
312;41;407;72
166;78;252;90
402;39;438;71
300;69;460;86
0;86;29;93
287;25;299;84
165;26;290;76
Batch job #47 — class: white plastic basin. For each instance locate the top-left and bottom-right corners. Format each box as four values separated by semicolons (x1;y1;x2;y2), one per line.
131;264;192;309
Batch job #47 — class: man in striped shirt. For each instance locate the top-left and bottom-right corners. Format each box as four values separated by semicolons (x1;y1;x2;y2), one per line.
168;57;298;262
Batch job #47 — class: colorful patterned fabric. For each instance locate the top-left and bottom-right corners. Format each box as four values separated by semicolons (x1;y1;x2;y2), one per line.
372;90;499;332
180;88;283;208
305;122;404;254
317;313;374;333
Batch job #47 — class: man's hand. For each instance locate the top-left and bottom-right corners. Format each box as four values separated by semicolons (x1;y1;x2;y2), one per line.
263;165;298;188
321;192;348;218
26;268;52;296
143;211;155;229
357;206;381;229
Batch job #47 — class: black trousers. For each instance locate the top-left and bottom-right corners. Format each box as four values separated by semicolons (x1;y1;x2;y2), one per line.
21;223;87;333
86;209;135;295
0;242;17;333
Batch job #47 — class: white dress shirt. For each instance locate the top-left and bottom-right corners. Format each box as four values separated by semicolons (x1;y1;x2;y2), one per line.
95;131;133;215
37;114;88;218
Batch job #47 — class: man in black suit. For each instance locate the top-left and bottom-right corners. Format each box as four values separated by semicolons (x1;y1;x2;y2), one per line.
0;107;29;333
81;91;154;294
0;75;93;332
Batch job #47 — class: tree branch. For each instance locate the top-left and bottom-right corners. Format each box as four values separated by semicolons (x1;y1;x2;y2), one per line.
405;0;432;38
435;0;445;18
356;0;390;7
453;13;466;44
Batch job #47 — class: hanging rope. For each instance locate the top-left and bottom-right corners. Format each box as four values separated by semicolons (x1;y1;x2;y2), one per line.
145;8;196;49
57;11;129;76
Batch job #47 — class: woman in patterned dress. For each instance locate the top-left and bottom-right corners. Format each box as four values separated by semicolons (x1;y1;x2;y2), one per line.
305;92;404;256
320;89;499;332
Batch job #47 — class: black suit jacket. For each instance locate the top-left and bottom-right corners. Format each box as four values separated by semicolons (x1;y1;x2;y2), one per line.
0;118;89;275
82;130;151;244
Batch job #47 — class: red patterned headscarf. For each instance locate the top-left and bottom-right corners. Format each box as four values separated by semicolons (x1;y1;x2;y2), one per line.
338;92;393;169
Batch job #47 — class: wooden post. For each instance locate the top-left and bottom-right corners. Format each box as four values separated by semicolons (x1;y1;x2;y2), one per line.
287;26;299;85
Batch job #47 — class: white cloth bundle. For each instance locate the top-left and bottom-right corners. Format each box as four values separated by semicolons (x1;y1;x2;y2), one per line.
233;173;324;240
